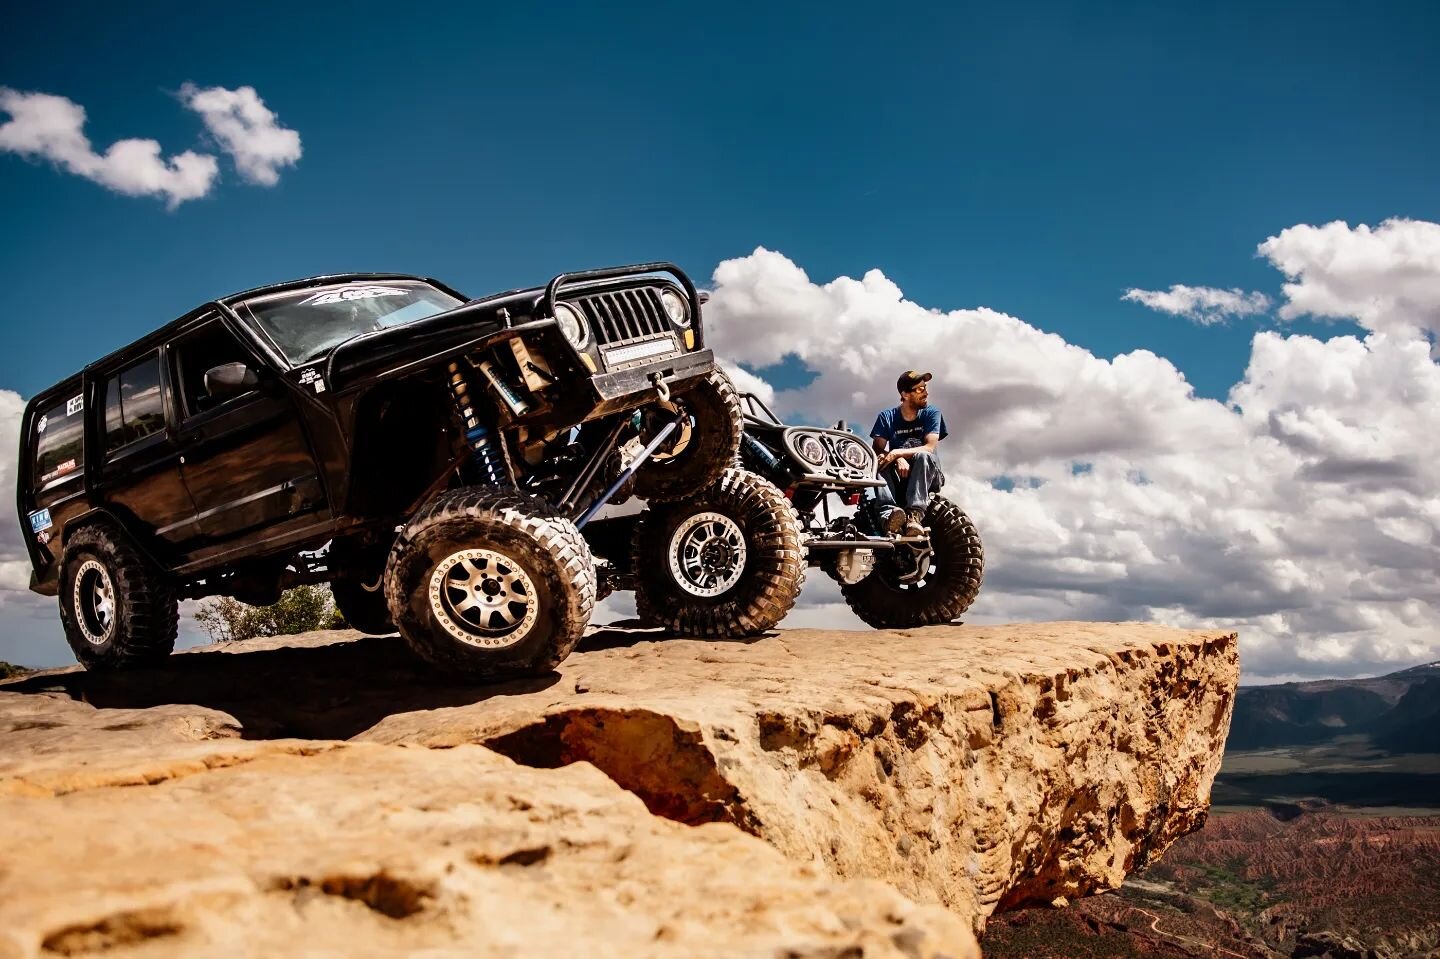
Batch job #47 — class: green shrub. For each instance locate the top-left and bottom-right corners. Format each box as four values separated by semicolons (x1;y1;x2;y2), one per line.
0;661;28;680
195;585;343;643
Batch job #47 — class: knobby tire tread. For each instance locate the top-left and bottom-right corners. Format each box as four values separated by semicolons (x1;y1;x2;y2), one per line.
384;487;596;678
840;496;984;629
59;524;178;670
632;468;805;637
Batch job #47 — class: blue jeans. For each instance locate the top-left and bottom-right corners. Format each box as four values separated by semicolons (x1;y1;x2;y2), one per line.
872;449;944;511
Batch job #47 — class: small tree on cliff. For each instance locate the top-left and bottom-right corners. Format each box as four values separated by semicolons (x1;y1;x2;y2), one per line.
195;585;346;643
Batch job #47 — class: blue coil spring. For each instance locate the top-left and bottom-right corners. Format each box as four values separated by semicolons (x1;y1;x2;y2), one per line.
467;423;512;487
449;362;513;488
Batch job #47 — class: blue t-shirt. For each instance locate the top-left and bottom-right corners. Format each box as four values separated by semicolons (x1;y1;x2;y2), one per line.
871;406;948;450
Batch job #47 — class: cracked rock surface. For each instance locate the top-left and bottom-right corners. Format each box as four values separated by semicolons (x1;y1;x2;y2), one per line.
362;623;1238;922
2;621;1236;955
0;736;973;958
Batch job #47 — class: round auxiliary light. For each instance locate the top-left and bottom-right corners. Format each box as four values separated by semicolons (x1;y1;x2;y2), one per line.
838;437;872;470
795;433;827;466
660;288;690;327
554;302;590;351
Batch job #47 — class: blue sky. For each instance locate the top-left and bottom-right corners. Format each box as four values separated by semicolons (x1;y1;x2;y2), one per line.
3;1;1440;677
4;0;1436;401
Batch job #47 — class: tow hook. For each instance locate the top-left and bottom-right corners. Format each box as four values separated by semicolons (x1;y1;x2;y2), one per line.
649;371;671;403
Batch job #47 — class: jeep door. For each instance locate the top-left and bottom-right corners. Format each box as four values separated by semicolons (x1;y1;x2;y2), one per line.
168;317;329;561
95;351;203;556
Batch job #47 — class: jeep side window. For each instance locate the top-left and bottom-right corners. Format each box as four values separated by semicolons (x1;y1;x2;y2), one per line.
103;355;165;454
33;393;85;487
174;322;255;417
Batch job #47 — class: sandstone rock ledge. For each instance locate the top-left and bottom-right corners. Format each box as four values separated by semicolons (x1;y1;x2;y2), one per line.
0;622;1237;957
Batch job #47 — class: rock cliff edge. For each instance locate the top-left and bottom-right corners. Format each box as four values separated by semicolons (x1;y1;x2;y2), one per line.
1;622;1237;958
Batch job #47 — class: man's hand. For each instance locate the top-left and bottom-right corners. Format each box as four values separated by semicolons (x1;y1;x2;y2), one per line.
895;458;910;478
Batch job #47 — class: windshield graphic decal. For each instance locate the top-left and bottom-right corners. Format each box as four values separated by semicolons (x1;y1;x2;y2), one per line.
299;286;409;307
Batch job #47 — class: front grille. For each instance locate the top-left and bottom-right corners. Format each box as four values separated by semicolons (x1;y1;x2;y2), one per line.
571;287;670;346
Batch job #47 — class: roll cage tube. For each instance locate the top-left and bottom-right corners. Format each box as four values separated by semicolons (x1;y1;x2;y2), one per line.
542;263;702;329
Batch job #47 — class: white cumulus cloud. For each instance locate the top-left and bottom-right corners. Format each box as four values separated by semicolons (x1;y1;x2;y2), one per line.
1259;217;1440;344
1121;284;1272;325
0;390;33;593
0;84;301;207
179;83;301;186
0;88;218;208
704;228;1440;683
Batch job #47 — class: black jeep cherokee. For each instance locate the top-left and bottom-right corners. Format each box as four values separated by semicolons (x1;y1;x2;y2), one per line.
17;263;741;678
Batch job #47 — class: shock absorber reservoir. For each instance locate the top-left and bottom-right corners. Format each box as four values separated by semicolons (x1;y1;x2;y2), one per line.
447;360;513;487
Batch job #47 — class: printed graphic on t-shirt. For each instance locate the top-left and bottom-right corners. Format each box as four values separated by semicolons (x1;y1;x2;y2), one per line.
871;406;948;449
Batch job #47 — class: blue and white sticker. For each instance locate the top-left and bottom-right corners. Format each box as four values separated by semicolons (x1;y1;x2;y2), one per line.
29;508;52;534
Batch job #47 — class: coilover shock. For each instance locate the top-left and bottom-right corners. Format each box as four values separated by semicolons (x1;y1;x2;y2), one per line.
447;360;513;487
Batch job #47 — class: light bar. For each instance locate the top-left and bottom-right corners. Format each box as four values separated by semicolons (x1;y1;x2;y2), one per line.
604;335;679;368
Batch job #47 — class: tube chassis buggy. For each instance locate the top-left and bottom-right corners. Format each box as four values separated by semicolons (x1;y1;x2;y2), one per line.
733;393;984;627
17;263;740;678
584;392;984;634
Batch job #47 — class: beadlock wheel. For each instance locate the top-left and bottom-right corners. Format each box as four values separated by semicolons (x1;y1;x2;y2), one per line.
58;524;178;671
73;559;116;646
428;547;539;648
632;468;805;637
384;487;596;679
668;511;747;598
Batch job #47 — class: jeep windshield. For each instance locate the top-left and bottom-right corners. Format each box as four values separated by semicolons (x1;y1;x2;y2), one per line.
243;281;465;364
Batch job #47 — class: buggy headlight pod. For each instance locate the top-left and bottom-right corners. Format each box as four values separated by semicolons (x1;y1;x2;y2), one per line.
790;431;828;467
660;288;691;327
554;302;590;351
837;436;874;472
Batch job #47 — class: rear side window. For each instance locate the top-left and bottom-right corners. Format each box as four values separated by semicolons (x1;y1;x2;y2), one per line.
33;392;85;486
104;355;166;453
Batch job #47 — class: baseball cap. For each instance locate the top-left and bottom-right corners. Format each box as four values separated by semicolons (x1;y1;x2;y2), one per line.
896;370;933;393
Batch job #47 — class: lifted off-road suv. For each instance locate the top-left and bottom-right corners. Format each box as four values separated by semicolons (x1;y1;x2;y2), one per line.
17;263;740;678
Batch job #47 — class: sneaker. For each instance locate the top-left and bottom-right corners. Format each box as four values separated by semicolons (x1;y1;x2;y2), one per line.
879;506;906;535
904;508;927;537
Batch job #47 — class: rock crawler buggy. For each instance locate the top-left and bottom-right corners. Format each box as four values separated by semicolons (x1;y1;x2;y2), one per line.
584;393;984;631
17;263;741;678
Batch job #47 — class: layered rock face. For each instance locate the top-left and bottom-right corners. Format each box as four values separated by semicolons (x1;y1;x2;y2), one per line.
1;622;1237;957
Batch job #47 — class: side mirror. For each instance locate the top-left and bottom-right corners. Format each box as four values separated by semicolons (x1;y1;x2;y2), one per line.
204;362;260;401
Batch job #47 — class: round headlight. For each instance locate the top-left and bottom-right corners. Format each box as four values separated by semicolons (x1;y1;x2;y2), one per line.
660;289;690;327
554;302;590;351
838;437;872;470
795;433;827;466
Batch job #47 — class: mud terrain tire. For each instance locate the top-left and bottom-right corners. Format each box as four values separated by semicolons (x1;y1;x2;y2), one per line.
59;525;178;670
632;369;742;502
331;579;394;635
632;468;804;636
841;496;983;628
384;488;595;678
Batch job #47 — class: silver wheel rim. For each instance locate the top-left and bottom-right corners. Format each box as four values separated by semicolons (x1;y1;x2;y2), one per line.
669;511;747;598
428;548;539;649
73;559;115;646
